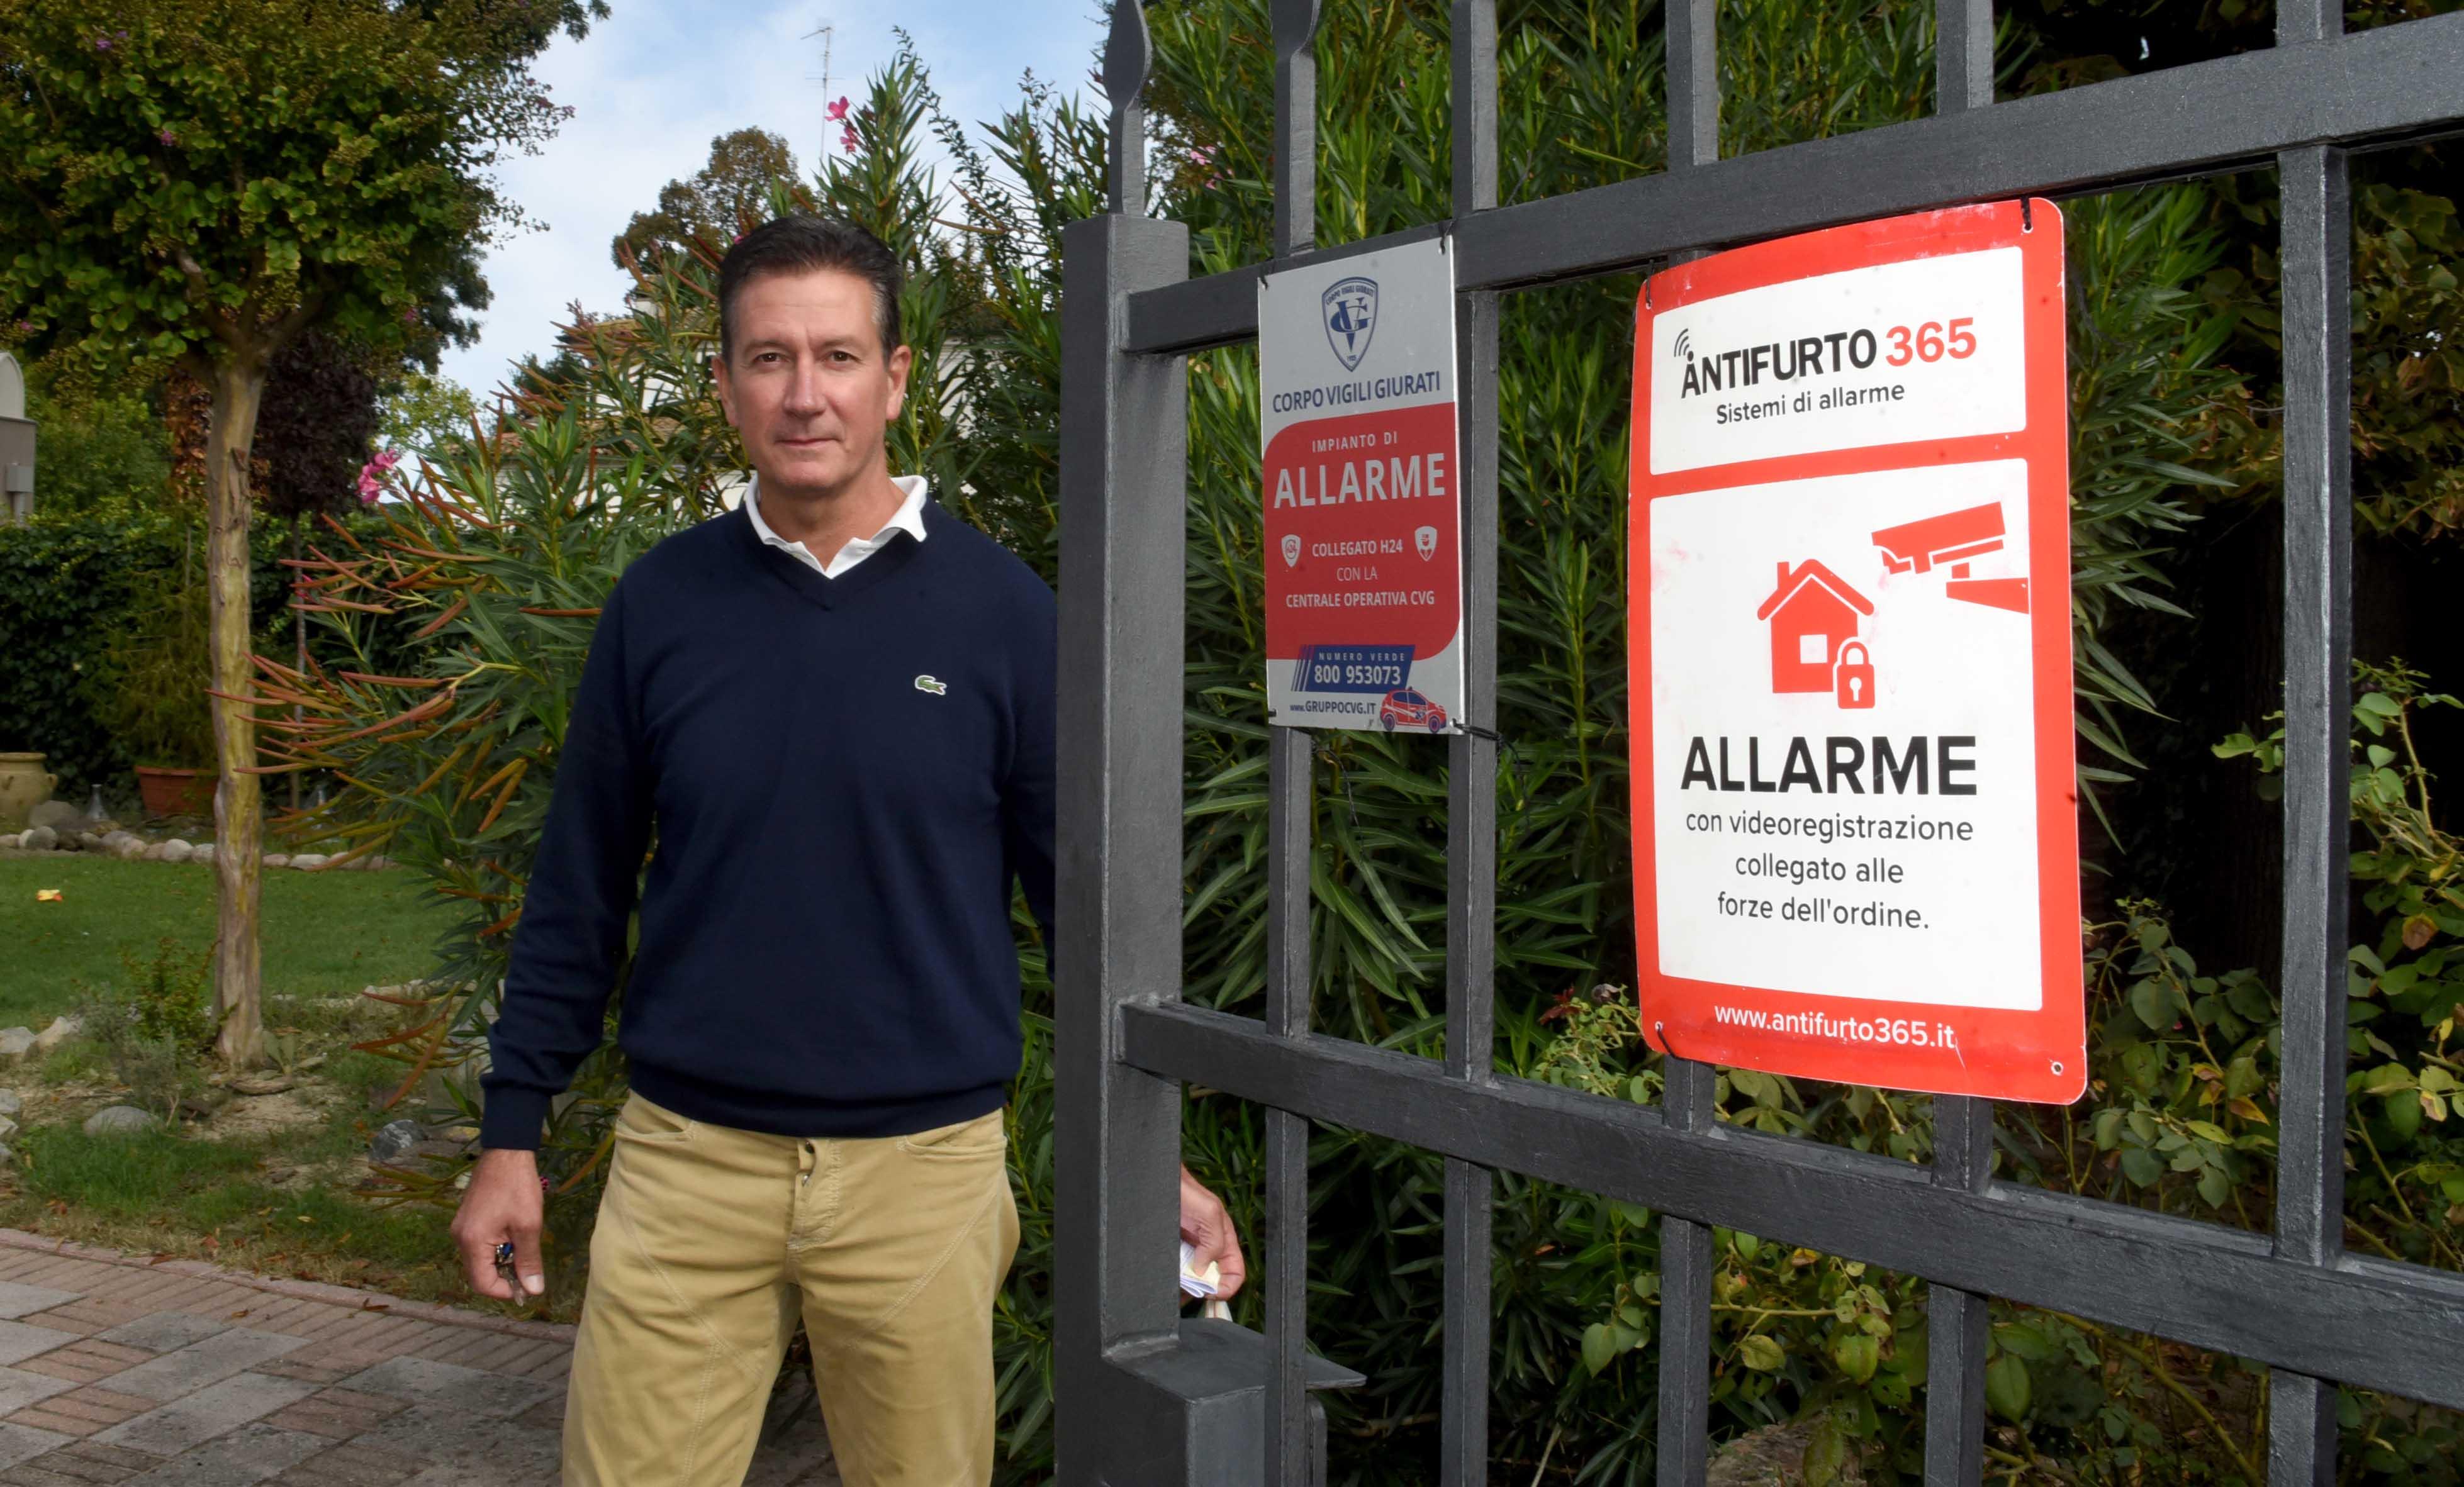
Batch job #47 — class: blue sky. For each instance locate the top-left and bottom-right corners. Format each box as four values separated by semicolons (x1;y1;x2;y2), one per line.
436;1;1107;399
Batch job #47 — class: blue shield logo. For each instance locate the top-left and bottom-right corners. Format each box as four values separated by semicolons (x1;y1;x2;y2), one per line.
1321;276;1378;372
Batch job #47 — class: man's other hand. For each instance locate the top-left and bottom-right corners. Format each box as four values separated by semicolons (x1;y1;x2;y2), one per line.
1178;1165;1246;1300
452;1147;546;1301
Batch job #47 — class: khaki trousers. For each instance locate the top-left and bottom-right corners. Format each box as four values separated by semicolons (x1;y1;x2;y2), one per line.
563;1093;1021;1486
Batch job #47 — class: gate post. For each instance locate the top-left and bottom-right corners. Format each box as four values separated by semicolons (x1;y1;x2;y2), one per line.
1055;10;1364;1483
1053;198;1194;1479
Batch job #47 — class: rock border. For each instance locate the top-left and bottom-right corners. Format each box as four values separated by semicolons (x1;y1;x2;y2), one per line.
0;827;395;871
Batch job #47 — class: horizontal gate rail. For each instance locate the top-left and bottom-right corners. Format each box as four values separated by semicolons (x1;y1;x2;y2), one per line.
1123;11;2464;356
1120;1000;2464;1415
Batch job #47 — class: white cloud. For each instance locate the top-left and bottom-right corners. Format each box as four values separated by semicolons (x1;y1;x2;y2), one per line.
437;0;1105;403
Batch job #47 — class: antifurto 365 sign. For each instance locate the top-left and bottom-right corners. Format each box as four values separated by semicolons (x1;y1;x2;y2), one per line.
1629;203;2084;1103
1261;238;1464;733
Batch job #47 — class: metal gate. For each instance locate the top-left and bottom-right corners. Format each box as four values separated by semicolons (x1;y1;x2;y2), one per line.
1051;3;2464;1483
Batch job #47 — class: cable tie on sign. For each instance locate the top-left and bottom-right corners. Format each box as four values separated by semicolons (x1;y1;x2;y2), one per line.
2020;197;2033;233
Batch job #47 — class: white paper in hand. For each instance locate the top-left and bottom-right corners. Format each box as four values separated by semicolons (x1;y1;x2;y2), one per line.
1178;1241;1221;1299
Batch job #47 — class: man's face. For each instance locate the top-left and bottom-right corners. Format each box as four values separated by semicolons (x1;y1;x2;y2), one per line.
713;266;912;498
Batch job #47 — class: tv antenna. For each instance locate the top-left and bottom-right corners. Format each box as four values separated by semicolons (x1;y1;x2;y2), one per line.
804;21;836;97
803;19;837;162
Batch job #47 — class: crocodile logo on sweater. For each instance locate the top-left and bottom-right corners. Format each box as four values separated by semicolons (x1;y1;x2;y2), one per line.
914;675;948;696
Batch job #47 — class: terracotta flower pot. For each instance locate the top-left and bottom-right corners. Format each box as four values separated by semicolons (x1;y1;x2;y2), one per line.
134;766;216;819
0;753;55;830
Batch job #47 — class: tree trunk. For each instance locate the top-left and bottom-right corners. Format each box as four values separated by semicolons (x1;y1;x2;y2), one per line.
204;355;269;1069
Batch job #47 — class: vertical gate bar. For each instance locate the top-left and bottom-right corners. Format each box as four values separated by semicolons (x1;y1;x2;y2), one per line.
1054;205;1191;1482
1934;0;1993;116
1922;1100;1994;1484
1666;0;1718;171
1441;5;1501;1484
1267;10;1325;1484
1656;1060;1718;1487
2267;136;2353;1487
1922;14;1996;1480
1100;0;1150;214
1272;0;1324;260
1656;6;1718;1485
1265;727;1314;1487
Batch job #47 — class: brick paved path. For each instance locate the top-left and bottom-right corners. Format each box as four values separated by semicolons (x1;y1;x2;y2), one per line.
0;1230;838;1486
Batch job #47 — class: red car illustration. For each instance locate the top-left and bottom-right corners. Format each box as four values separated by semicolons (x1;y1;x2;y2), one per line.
1378;688;1449;733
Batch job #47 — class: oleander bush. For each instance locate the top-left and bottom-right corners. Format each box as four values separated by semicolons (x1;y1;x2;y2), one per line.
252;3;2464;1483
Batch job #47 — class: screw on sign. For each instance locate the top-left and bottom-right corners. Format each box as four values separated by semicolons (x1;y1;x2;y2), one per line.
1627;201;2083;1105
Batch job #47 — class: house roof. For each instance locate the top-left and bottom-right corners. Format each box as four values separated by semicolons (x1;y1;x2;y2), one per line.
1756;559;1874;621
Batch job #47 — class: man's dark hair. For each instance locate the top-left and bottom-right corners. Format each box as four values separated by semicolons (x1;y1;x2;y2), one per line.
716;215;903;362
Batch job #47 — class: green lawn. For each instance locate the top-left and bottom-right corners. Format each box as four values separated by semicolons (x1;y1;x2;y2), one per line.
0;1037;549;1318
0;855;457;1026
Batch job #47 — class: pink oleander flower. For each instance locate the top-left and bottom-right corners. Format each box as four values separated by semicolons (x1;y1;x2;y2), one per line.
826;96;851;123
841;123;860;154
356;449;402;506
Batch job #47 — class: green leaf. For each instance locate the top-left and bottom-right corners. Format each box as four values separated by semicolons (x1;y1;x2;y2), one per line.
1985;1354;2033;1422
2120;1147;2163;1186
2129;977;2174;1031
2092;1109;2124;1148
2363;1063;2415;1095
1737;1335;1785;1373
1831;1331;1879;1383
1992;1323;2056;1361
1581;1323;1617;1376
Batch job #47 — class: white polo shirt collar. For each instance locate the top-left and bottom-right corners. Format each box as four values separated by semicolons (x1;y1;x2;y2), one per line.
744;474;931;579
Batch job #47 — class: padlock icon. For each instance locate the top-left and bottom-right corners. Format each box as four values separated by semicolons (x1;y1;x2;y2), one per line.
1834;640;1876;710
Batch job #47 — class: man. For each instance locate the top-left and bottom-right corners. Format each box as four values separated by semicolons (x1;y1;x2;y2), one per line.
450;215;1246;1486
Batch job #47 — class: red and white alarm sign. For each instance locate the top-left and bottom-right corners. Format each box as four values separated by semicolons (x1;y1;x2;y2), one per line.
1628;201;2084;1103
1260;238;1464;734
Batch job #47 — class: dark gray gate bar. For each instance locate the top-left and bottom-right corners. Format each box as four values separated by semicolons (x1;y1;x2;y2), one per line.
2270;7;2358;1484
1440;3;1499;1483
1262;5;1322;1484
1056;3;2464;1482
1922;3;2000;1479
1653;6;1720;1483
1117;1001;2464;1416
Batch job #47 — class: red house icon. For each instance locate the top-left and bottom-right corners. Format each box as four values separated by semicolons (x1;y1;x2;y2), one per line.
1755;560;1873;694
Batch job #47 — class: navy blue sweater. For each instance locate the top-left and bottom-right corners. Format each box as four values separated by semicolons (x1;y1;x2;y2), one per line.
478;496;1057;1150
